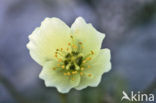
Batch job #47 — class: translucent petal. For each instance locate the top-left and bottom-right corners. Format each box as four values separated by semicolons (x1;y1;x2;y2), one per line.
71;17;105;57
27;17;71;65
75;48;111;90
39;61;80;93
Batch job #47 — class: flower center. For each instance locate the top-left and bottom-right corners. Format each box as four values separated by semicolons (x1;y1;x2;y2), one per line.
52;35;94;81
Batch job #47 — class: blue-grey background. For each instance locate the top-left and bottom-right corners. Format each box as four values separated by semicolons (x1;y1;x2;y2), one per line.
0;0;156;103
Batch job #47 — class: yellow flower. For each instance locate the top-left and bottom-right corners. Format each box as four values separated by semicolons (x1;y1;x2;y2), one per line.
27;17;111;93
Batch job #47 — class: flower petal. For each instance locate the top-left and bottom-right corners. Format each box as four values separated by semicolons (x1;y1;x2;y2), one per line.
71;17;105;57
75;48;111;90
27;17;71;65
39;61;80;93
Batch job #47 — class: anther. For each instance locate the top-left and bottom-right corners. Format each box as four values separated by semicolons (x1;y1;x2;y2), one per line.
83;60;86;63
72;78;75;81
61;65;65;69
68;43;71;46
70;35;73;39
56;49;59;51
81;67;84;71
80;72;83;76
88;65;91;68
57;64;60;66
53;68;56;70
55;54;57;58
72;71;77;74
79;42;82;44
61;48;63;51
66;48;69;51
88;74;92;77
64;73;67;75
91;50;94;55
86;57;91;61
58;59;62;62
67;72;71;76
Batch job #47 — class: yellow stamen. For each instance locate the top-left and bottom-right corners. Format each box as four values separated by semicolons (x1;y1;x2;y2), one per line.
81;67;84;71
83;60;86;63
70;35;73;39
57;64;60;66
72;78;74;81
55;54;57;58
68;43;71;46
64;73;67;76
67;72;71;76
88;74;92;77
56;49;59;51
80;72;83;76
86;57;91;61
53;68;56;70
61;48;63;51
66;48;69;51
88;65;91;68
79;42;82;44
61;65;65;69
58;59;62;62
91;50;94;55
72;71;77;74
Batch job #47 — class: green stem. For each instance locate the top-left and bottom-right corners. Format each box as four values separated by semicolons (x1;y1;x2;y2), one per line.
59;93;68;103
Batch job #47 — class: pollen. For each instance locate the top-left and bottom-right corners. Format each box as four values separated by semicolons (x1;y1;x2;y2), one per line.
72;71;77;74
91;50;94;55
87;65;91;68
53;35;95;79
70;35;73;39
79;42;82;44
61;48;63;51
80;72;83;76
55;54;58;58
72;78;75;81
81;67;84;71
86;57;91;61
67;72;71;76
58;59;62;62
68;43;71;46
88;74;92;77
61;65;65;69
53;67;56;70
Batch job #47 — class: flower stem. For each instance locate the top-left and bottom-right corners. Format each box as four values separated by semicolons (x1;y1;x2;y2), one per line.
58;93;68;103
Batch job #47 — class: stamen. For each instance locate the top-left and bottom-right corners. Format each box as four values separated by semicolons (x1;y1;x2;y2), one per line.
80;72;83;76
88;74;92;77
72;71;77;74
81;67;84;71
57;64;60;66
91;50;94;55
64;73;67;76
61;48;63;51
68;43;71;46
79;42;82;45
70;35;73;39
55;54;57;58
52;67;56;70
86;57;91;61
67;72;71;76
83;60;86;63
88;65;91;68
72;78;74;81
58;58;62;62
61;65;65;69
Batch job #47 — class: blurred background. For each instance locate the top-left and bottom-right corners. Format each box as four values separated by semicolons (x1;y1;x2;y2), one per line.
0;0;156;103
